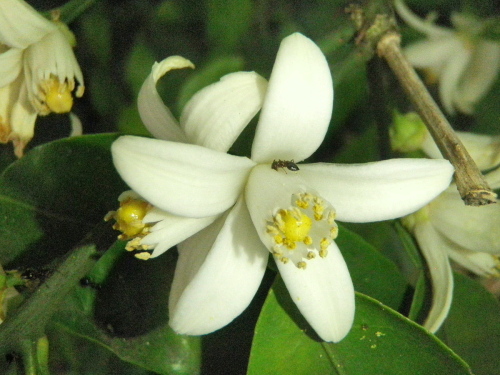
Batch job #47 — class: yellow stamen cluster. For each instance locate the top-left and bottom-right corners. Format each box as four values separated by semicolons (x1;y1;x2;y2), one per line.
34;75;84;115
266;192;338;269
105;196;154;260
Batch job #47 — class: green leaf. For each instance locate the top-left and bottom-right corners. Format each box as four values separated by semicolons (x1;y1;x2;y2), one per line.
0;134;126;266
0;145;17;174
392;220;431;324
48;326;154;375
336;224;407;310
440;273;500;375
54;242;201;375
248;279;472;375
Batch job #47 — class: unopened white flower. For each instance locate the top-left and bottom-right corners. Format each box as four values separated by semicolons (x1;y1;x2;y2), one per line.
403;131;500;333
0;0;84;157
111;33;454;342
394;0;500;115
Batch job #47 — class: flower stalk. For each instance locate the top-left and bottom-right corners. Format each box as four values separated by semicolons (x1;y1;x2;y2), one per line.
377;32;496;206
0;222;115;356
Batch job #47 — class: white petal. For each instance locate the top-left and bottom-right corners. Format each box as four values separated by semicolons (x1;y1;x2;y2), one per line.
300;159;454;223
437;44;471;114
251;33;333;163
414;221;454;333
429;188;500;254
169;197;269;334
0;48;23;87
140;208;219;258
181;72;267;152
0;0;56;49
454;40;500;114
137;57;192;142
394;0;453;38
420;130;442;159
447;245;500;277
245;164;306;248
485;167;500;190
23;29;84;103
68;112;83;137
459;132;500;171
112;136;255;218
277;241;355;342
9;83;37;157
422;130;500;171
404;38;462;70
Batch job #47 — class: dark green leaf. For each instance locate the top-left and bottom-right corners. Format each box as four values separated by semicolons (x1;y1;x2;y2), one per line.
336;224;407;310
54;242;201;375
0;134;126;267
440;273;500;375
248;279;472;375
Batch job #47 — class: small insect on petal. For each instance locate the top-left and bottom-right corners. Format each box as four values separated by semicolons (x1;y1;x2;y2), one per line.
271;159;300;173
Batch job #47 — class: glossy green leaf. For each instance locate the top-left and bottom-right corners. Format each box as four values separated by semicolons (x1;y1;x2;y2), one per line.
248;280;472;375
440;273;500;375
336;224;407;310
0;134;126;266
48;326;155;375
54;242;201;375
393;221;432;326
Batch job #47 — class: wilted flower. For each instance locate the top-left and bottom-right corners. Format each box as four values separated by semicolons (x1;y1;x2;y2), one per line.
0;0;84;157
402;129;500;332
109;33;453;342
394;0;500;115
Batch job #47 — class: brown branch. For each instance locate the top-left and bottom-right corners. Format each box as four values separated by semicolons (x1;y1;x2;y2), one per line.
377;32;497;206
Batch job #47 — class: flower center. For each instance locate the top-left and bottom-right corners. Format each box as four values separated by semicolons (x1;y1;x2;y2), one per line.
266;192;338;269
105;195;154;260
34;76;83;115
280;210;312;242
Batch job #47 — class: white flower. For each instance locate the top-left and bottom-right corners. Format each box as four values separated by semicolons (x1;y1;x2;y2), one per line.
403;131;500;333
111;33;454;342
421;130;500;171
394;0;500;115
0;0;84;157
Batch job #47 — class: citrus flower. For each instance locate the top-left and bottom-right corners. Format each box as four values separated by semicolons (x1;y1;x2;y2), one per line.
394;0;500;115
0;0;84;157
401;129;500;332
110;33;454;342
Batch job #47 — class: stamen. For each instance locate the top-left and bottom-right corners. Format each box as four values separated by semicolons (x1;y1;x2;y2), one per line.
266;191;338;269
106;195;154;259
33;75;82;115
135;252;152;260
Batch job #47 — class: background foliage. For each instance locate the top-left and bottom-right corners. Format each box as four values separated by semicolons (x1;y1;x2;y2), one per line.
0;0;499;374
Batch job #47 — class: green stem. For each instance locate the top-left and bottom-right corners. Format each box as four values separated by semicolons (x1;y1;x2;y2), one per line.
0;222;116;357
20;340;37;375
36;337;50;375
